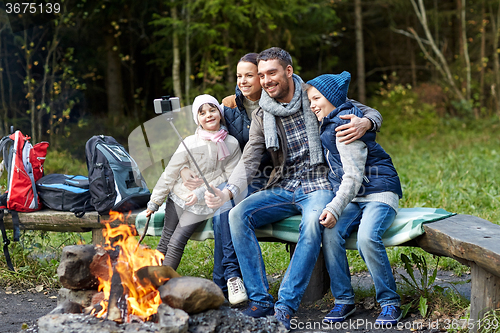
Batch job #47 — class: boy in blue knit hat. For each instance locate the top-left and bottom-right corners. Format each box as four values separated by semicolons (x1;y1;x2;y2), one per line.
305;72;404;325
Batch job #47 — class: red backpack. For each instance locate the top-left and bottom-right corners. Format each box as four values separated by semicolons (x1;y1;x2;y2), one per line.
0;130;48;270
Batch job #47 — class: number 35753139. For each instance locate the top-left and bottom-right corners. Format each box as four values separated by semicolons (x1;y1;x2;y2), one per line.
5;3;61;14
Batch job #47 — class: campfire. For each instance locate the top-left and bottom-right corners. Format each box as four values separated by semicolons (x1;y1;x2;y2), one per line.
40;211;287;333
90;211;166;322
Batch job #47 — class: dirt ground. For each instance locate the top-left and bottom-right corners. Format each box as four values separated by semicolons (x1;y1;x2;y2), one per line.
0;270;471;333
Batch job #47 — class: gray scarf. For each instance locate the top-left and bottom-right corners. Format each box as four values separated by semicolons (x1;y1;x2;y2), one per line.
259;74;323;166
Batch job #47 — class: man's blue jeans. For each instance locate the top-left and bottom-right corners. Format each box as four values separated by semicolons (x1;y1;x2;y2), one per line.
322;201;400;308
229;186;333;313
212;183;262;295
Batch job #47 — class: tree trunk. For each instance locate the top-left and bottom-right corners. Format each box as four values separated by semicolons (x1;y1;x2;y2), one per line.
457;0;464;58
409;0;465;101
171;0;182;101
433;0;439;82
461;0;471;102
406;15;417;87
104;34;125;126
49;52;57;146
24;30;36;142
223;24;234;86
354;0;366;104
39;25;60;142
184;0;191;106
479;0;486;112
0;28;8;136
492;3;500;115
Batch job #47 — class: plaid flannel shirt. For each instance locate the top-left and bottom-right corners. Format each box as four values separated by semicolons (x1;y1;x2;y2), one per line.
278;110;331;193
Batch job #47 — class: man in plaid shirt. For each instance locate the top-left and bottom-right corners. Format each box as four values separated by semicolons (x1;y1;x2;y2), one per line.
205;47;380;330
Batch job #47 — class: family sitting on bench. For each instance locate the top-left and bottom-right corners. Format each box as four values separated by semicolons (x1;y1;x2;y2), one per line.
146;47;402;330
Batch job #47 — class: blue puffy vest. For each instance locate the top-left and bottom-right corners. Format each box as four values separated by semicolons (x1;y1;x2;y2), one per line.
320;101;403;198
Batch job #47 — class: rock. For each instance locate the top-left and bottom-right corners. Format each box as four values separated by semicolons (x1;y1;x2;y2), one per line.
57;245;99;290
156;303;189;333
36;307;287;333
362;296;375;310
159;277;225;314
49;300;83;315
58;288;99;308
189;307;288;333
37;313;157;333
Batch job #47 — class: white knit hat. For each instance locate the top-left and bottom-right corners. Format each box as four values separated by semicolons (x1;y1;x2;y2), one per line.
191;94;224;125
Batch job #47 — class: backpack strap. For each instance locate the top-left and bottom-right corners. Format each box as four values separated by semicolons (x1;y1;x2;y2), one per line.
10;211;20;242
0;210;15;271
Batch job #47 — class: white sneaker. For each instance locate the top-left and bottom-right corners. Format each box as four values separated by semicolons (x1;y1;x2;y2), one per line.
227;277;248;305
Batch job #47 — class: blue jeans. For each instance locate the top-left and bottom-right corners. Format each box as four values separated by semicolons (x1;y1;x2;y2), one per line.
229;186;334;313
322;201;400;307
212;183;262;295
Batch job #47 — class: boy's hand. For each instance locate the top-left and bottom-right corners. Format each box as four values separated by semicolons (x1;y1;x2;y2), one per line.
336;114;371;144
319;210;337;228
180;167;203;190
185;193;198;206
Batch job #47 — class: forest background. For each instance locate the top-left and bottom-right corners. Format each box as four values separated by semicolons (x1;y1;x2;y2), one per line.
0;0;500;314
1;0;500;148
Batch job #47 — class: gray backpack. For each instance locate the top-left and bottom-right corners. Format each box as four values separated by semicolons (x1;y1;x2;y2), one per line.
85;135;150;215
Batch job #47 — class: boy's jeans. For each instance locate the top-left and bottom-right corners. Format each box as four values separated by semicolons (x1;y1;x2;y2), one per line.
229;186;333;313
322;201;400;307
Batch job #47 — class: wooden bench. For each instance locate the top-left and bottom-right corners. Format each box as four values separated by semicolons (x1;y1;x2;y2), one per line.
2;210;499;329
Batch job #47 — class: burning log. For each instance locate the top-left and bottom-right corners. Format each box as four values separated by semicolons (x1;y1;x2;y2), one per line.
89;246;112;282
106;264;128;323
135;265;181;289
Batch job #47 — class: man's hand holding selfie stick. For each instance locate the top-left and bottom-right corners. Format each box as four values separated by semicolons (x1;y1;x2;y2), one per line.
205;185;231;210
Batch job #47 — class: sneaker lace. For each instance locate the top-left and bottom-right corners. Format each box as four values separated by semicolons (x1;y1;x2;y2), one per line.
381;305;395;316
275;309;289;321
331;304;344;313
229;279;240;293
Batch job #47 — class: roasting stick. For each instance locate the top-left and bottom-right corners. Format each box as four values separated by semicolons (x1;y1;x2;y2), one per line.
135;215;151;251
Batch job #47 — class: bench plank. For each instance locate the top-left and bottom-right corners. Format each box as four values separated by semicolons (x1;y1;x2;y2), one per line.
415;214;500;330
1;210;137;233
415;214;500;277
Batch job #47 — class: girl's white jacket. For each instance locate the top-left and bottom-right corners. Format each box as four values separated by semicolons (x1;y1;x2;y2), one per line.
149;131;242;213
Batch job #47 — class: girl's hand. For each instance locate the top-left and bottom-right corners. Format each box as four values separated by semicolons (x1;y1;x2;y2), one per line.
181;168;204;190
145;209;154;218
185;193;198;206
319;210;337;228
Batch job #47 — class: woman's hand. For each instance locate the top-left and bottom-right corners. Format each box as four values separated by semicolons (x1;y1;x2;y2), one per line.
145;209;154;218
180;167;204;190
319;209;337;228
335;114;372;144
185;193;198;206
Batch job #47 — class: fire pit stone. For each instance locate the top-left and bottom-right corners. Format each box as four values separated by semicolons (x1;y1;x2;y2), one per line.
159;276;225;314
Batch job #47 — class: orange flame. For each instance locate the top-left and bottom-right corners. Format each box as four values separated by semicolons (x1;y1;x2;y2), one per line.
93;211;164;320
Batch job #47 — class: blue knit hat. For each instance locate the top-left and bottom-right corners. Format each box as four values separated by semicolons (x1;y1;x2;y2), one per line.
306;72;351;108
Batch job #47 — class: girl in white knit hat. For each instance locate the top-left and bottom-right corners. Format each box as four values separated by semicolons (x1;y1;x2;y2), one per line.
146;94;242;270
